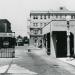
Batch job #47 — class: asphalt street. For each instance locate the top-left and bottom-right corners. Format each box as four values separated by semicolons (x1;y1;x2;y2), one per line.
1;45;75;75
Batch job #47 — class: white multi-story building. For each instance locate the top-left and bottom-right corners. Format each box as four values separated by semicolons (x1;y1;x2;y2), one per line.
42;7;75;57
28;10;51;48
28;7;75;58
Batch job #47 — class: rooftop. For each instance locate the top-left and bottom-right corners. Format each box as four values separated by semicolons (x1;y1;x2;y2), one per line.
30;7;75;15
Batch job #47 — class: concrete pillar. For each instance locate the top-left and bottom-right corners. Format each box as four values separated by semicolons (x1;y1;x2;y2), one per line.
41;37;43;48
43;35;45;48
30;36;34;46
74;33;75;55
50;32;56;57
67;34;70;57
70;31;75;56
46;34;47;49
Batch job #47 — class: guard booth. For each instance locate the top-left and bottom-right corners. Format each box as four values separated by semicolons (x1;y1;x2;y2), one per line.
0;32;15;58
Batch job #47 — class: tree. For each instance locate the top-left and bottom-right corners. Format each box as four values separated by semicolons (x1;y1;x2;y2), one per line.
23;36;29;44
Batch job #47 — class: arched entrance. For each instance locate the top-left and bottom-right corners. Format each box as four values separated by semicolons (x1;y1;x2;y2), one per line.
53;31;74;57
56;31;67;57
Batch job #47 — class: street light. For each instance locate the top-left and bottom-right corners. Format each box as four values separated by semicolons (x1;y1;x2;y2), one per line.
66;15;71;57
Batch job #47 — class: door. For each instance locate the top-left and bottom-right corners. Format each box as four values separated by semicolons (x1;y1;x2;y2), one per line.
56;31;67;57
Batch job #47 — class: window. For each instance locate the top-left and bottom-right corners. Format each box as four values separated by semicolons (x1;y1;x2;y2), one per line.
71;15;75;19
33;23;35;26
44;15;46;19
33;16;38;19
34;37;37;43
64;14;67;18
56;15;58;18
33;16;36;19
44;23;46;26
36;16;38;19
33;23;38;27
40;23;42;27
30;30;33;33
36;23;38;26
51;14;53;16
40;15;42;19
60;7;63;10
48;14;50;19
60;15;62;19
34;30;38;34
74;16;75;19
40;30;42;34
35;39;37;43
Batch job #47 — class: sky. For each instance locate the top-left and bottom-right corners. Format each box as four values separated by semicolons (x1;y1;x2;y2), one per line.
0;0;75;37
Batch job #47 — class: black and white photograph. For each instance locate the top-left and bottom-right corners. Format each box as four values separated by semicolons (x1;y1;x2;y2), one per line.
0;0;75;75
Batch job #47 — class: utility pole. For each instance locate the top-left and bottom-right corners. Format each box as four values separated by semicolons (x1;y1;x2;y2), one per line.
66;15;71;57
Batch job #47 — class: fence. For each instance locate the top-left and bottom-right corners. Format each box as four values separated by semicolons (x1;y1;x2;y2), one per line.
0;48;15;58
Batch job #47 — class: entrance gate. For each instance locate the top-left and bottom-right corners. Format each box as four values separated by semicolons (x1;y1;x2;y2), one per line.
0;48;15;58
53;31;74;57
56;31;67;57
0;36;15;58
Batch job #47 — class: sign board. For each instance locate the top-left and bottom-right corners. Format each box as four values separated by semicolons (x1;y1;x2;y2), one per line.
3;41;9;47
0;33;15;37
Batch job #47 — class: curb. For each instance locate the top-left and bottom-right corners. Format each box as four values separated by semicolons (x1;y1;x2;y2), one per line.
58;58;75;67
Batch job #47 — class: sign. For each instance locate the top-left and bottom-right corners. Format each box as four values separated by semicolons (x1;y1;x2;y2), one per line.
0;33;15;37
3;41;9;47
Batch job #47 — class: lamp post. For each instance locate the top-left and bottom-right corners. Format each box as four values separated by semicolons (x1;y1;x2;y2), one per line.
66;15;71;57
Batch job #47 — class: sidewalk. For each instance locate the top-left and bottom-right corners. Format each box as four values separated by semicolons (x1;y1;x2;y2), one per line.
58;58;75;66
0;58;12;73
31;48;75;67
0;46;75;73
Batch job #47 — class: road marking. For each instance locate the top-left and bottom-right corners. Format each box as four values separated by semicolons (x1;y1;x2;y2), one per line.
0;65;9;73
7;64;38;74
0;64;38;74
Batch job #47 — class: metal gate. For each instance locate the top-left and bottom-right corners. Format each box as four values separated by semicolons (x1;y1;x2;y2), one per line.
0;48;15;58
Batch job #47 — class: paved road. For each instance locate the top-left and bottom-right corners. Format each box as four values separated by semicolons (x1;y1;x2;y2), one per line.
1;45;75;75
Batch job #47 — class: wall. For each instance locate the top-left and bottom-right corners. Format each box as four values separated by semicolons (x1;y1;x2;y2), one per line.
42;20;75;57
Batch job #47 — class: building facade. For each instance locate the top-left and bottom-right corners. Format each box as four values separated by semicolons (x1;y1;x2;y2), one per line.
42;7;75;57
28;7;75;57
0;19;12;32
0;19;15;58
28;11;48;48
28;9;57;48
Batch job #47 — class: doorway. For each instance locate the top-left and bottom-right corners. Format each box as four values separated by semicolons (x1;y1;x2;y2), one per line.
53;31;74;57
53;31;67;57
56;31;67;57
